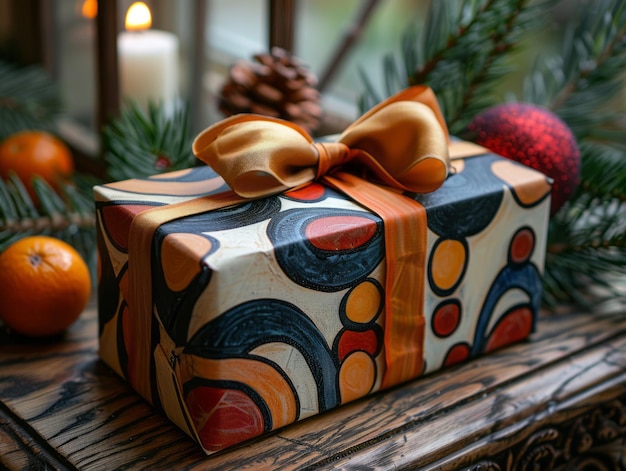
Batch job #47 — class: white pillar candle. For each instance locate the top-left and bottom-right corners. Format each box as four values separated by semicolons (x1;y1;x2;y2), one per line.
118;2;179;113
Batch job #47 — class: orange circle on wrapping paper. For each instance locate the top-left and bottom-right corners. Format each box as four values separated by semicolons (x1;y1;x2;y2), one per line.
430;239;467;293
161;233;213;291
339;351;376;404
510;227;535;264
345;280;382;324
491;160;552;207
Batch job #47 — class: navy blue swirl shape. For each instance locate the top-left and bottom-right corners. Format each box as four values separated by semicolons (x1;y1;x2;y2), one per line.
96;221;120;330
157;196;281;234
411;155;504;238
151;237;216;346
267;208;384;292
148;197;281;344
471;263;542;356
185;298;340;411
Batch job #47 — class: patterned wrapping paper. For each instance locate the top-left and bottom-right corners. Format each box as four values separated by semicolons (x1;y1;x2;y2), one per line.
94;148;552;454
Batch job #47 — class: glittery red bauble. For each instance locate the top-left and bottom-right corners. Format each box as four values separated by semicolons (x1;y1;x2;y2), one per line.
468;103;580;214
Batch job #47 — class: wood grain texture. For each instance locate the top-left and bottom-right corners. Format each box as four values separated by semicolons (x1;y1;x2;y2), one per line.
1;297;625;470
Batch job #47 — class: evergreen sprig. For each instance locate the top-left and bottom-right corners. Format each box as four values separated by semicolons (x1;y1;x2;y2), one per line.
359;0;556;134
0;60;62;141
542;142;626;307
0;173;97;272
102;101;196;182
523;0;626;139
522;0;626;307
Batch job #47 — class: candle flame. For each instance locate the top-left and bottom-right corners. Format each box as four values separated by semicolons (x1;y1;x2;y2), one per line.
125;2;152;31
81;0;97;19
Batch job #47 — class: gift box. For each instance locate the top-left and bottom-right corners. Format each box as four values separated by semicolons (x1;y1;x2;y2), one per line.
94;87;552;454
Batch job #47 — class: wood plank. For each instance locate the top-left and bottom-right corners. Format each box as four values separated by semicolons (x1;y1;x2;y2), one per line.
326;337;626;469
0;401;75;471
1;298;625;469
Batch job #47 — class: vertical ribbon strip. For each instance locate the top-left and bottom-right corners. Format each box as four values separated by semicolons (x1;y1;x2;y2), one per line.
323;172;427;388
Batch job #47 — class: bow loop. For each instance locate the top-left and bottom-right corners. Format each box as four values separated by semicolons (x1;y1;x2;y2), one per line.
339;100;449;193
192;85;451;198
193;114;318;198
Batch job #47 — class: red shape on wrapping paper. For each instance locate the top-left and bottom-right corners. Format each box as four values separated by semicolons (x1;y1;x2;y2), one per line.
443;343;471;366
337;329;380;362
101;204;158;251
186;386;265;452
306;215;378;251
484;306;533;353
432;301;461;338
284;182;326;201
510;228;535;265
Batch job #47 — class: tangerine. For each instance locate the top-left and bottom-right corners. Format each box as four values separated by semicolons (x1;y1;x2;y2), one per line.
0;236;91;337
0;130;74;199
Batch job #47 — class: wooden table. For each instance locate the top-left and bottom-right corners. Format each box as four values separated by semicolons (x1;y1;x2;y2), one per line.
1;297;625;470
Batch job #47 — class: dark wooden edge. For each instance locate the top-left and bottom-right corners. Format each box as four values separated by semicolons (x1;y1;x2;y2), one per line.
95;0;120;131
268;0;296;52
0;400;75;471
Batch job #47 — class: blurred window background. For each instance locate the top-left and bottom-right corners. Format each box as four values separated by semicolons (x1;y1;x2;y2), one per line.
0;0;615;154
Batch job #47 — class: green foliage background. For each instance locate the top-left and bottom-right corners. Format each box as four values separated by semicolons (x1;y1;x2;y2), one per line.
0;0;624;309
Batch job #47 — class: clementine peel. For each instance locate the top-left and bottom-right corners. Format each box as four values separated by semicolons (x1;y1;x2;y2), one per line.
0;236;91;337
0;131;74;198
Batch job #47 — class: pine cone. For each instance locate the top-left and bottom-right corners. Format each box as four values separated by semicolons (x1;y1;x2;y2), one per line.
218;47;322;134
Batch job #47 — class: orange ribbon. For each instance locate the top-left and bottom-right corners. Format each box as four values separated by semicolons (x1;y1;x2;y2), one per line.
127;86;484;402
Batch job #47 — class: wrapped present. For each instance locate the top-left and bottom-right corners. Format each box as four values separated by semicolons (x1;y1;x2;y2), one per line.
94;86;552;454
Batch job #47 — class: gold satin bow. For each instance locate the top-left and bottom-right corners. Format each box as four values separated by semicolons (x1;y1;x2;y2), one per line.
193;86;450;197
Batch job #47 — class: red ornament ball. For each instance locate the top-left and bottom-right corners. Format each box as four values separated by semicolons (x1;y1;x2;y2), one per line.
468;103;580;214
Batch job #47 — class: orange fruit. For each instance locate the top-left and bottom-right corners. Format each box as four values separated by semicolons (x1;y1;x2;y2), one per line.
0;235;91;337
0;130;74;199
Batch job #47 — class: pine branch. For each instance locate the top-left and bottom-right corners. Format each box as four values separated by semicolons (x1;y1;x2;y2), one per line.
0;61;62;141
360;0;556;134
0;173;97;272
102;101;196;182
577;142;626;202
523;0;626;139
521;1;626;308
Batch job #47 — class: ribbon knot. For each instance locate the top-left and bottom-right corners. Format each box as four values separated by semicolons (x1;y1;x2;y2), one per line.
314;142;351;180
193;86;451;198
